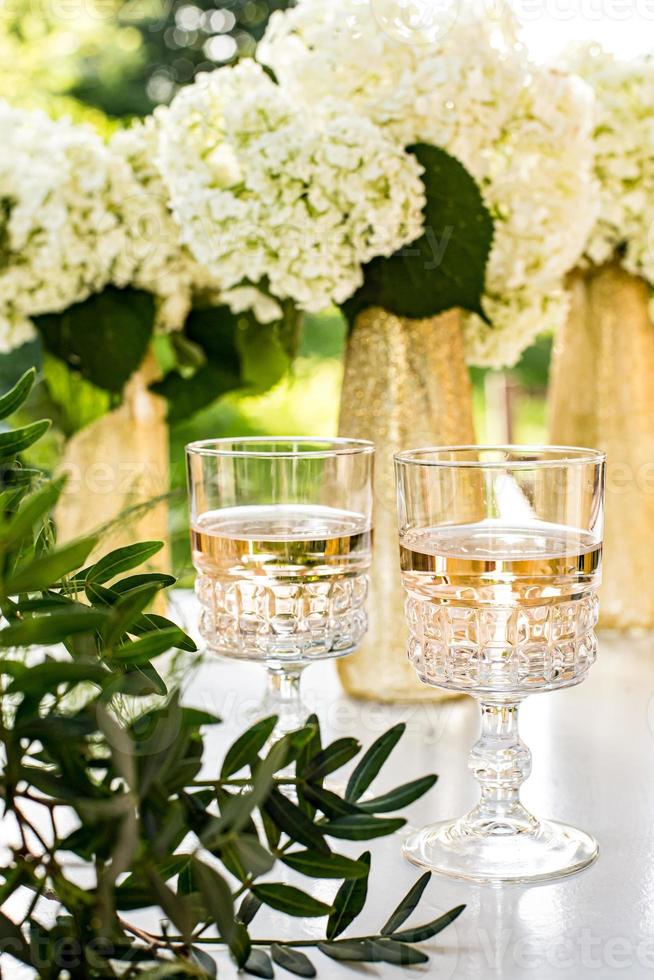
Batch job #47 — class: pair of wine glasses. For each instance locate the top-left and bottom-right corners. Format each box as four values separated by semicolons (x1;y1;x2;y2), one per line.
186;438;606;886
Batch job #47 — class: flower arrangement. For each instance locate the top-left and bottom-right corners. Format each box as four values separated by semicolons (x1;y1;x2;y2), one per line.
0;3;605;404
259;0;599;367
562;43;654;285
156;59;426;315
0;103;123;353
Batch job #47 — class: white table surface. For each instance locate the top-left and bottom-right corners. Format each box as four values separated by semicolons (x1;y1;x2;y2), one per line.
173;597;654;980
6;593;654;979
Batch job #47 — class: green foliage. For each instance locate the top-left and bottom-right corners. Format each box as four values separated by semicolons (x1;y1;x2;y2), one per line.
0;371;464;977
345;144;494;323
33;287;156;394
153;301;303;423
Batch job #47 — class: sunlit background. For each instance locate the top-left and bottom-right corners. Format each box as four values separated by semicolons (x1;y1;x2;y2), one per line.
3;0;649;567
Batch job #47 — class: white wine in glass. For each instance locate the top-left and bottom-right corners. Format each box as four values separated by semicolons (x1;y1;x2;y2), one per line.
395;447;606;884
187;439;374;734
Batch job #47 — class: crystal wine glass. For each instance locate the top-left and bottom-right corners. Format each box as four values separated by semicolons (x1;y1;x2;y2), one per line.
187;438;374;734
395;446;606;884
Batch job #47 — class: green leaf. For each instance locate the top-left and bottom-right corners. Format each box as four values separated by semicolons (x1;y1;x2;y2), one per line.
116;858;192;910
345;724;405;802
370;938;428;965
153;363;243;424
243;949;274;979
358;774;438;813
34;287;156;393
130;612;197;653
317;940;379;963
381;872;431;935
181;707;222;728
391;904;466;943
6;661;108;695
0;607;107;646
191;858;251;967
206;739;288;838
304;738;361;783
42;353;113;437
190;947;218;978
152;304;243;421
112;665;168;697
5;537;97;594
263;789;330;855
183;303;243;368
345;144;493;322
101;583;161;647
111;628;185;665
238;316;291;392
0;368;36;420
252;883;333;918
271;944;316;978
148;870;194;944
0;420;50;458
1;478;66;549
302;783;360;819
281;850;369;880
86;541;164;584
327;851;370;940
322;815;406;841
237;893;262;927
223;834;275;879
221;716;278;778
111;573;177;594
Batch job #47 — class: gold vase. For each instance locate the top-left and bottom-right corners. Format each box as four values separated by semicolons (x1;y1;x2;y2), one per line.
337;306;476;701
549;263;654;630
55;350;170;573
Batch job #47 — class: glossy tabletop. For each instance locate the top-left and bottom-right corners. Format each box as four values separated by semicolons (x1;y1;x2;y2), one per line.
176;600;654;980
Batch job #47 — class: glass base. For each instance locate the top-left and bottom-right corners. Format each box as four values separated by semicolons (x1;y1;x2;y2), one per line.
403;816;599;885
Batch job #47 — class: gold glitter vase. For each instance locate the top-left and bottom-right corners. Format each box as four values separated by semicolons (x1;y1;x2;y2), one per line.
549;263;654;629
55;350;170;573
338;306;476;701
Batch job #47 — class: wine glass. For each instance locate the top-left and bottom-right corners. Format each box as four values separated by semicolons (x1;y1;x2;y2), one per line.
395;446;606;884
186;438;374;734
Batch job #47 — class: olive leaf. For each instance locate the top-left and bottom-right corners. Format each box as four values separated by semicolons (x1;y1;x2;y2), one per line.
326;852;371;939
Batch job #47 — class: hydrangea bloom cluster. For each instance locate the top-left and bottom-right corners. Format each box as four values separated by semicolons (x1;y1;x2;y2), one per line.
155;59;426;314
0;102;123;352
260;0;598;367
562;44;654;285
108;119;218;333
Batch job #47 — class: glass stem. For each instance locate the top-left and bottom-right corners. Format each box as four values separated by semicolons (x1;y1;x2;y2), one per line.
263;664;308;737
464;699;538;835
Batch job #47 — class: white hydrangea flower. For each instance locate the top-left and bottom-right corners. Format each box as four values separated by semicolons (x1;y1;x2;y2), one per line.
222;287;283;324
0;102;124;347
562;44;654;285
260;0;598;367
0;310;36;354
464;288;571;371
156;59;426;314
109;119;224;333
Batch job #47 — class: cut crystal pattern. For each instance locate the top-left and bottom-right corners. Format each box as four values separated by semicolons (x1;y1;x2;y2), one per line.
406;592;599;693
197;572;368;661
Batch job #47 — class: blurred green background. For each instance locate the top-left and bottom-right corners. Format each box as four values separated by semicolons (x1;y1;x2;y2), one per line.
1;0;551;574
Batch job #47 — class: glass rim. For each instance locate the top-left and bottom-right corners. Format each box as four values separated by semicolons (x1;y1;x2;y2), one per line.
394;444;607;470
186;436;375;460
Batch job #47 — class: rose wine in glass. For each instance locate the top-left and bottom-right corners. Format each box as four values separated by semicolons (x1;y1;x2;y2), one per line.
395;446;606;884
187;439;374;734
